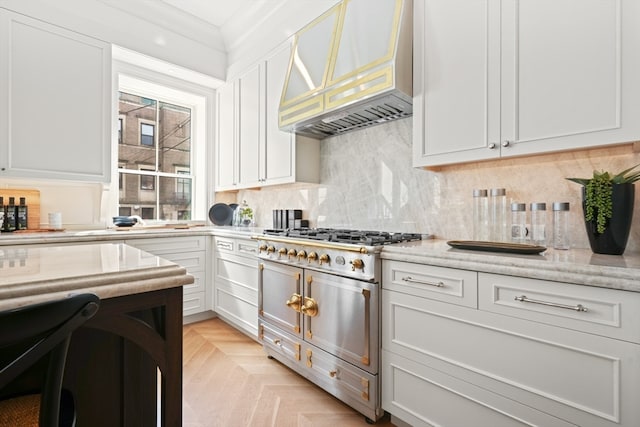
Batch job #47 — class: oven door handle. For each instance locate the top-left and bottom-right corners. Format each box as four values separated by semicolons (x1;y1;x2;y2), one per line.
301;297;318;317
286;293;302;312
361;289;371;366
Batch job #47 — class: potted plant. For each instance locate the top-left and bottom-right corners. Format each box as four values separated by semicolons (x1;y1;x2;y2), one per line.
567;164;640;255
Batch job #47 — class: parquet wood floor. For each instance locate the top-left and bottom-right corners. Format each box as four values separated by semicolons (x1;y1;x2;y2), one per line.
183;318;396;427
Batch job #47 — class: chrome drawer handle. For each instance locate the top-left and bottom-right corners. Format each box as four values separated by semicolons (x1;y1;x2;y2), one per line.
402;276;444;288
514;295;588;312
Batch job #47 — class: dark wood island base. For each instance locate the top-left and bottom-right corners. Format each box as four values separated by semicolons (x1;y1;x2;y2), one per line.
65;286;183;426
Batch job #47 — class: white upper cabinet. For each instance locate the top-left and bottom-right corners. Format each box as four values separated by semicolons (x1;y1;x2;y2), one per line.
413;0;640;168
215;81;237;190
237;64;263;187
215;40;319;192
0;9;111;182
215;64;263;191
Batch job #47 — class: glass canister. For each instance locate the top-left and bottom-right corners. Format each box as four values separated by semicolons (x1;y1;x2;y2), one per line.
529;202;547;246
472;189;489;241
489;188;507;242
238;200;255;227
510;203;527;244
552;202;571;250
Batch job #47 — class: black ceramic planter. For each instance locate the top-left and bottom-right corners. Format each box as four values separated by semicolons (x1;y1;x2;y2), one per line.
582;183;635;255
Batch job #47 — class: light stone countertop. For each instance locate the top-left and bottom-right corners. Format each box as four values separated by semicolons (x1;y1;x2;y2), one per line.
0;225;263;245
382;239;640;292
2;228;639;293
0;242;194;310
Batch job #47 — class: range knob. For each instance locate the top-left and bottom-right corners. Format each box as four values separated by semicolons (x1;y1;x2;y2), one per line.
350;258;364;271
259;244;268;253
287;248;297;260
266;246;276;254
278;247;287;258
319;254;330;265
297;250;307;261
307;252;318;263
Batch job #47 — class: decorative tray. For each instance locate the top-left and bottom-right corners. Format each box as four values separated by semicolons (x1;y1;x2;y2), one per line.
446;240;547;254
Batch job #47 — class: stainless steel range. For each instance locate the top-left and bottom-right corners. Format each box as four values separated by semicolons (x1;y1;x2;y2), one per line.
255;228;422;422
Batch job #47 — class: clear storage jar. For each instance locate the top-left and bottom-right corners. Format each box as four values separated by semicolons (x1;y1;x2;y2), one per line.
510;203;527;244
552;202;570;250
489;188;507;242
473;189;489;241
529;202;547;246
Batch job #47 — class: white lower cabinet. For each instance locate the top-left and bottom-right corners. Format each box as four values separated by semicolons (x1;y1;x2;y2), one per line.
213;236;258;339
125;236;208;317
382;260;640;427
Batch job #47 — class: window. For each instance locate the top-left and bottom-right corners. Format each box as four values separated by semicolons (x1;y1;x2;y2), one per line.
115;59;210;222
118;90;195;221
140;174;155;191
118;118;123;144
140;123;155;146
141;207;154;219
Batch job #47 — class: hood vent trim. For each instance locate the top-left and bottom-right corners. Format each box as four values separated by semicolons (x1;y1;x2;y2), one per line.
279;0;413;140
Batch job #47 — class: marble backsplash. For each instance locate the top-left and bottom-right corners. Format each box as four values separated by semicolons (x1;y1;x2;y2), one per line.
230;118;640;253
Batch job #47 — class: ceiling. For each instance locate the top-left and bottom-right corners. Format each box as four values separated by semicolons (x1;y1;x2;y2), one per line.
99;0;338;53
159;0;253;28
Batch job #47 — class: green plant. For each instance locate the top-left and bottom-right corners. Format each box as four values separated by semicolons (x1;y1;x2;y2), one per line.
567;164;640;233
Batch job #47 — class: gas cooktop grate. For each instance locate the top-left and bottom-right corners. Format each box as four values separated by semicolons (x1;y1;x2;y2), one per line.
262;228;423;246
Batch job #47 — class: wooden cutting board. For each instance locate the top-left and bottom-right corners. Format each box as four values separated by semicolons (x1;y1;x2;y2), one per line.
0;189;41;229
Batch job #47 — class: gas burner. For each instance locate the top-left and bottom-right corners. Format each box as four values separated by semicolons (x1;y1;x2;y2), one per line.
262;228;422;246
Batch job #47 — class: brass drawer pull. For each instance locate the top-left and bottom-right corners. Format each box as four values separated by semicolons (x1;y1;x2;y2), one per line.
402;276;444;288
514;295;588;312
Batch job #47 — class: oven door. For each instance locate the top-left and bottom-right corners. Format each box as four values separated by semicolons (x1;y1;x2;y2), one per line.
259;260;303;338
303;270;379;374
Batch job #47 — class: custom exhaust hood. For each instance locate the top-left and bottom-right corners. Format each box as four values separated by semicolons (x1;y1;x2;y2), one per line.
279;0;413;139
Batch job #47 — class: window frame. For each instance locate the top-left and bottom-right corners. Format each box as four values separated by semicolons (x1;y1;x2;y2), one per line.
114;62;213;222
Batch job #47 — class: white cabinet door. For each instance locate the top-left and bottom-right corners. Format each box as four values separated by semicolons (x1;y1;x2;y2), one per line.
413;0;500;166
413;0;640;168
0;9;111;181
501;0;640;157
215;81;237;190
238;65;262;187
214;41;319;191
263;42;294;184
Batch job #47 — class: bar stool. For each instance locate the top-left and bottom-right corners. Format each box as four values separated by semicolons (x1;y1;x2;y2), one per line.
0;293;100;427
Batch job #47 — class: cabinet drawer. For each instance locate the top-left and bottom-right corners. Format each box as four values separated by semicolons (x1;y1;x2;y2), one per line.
183;291;206;317
215;285;258;337
160;251;206;273
214;236;257;257
215;254;258;292
479;273;640;344
127;236;206;254
383;289;640;427
382;350;575;427
259;321;301;363
183;270;205;295
237;239;258;256
383;260;477;308
304;343;377;416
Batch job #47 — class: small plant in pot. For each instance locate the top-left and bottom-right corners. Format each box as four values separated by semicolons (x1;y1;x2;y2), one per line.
567;164;640;255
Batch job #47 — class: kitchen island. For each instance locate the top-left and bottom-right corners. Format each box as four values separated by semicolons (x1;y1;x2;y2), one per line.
0;243;194;427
